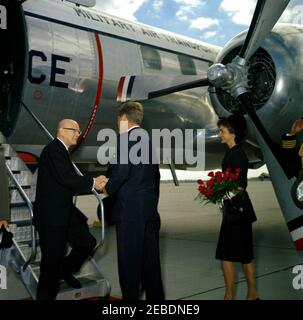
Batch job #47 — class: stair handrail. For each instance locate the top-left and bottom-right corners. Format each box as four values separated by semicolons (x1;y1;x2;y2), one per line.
5;164;37;271
20;101;105;248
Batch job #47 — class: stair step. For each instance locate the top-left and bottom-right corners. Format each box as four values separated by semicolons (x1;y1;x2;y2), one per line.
10;218;32;226
24;270;111;300
19;245;41;263
16;238;39;246
56;276;110;300
9;170;34;187
9;225;37;244
9;185;31;190
10;186;36;204
1;143;15;157
10;199;32;223
6;157;27;171
10;201;35;208
19;245;40;256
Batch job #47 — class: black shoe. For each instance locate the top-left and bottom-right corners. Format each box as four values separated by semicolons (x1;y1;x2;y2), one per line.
62;274;82;289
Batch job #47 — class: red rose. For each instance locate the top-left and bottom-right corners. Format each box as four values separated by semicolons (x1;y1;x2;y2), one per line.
215;171;222;178
198;185;205;192
216;175;222;183
235;168;241;174
208;171;214;177
226;167;232;172
197;179;203;185
229;173;238;181
207;178;215;187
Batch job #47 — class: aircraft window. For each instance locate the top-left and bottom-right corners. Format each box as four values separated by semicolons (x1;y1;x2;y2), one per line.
140;46;162;70
178;55;197;75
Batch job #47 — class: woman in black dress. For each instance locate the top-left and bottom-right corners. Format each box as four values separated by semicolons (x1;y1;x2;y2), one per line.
216;115;259;300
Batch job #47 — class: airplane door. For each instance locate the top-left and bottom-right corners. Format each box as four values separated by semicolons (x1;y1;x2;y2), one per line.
10;12;102;151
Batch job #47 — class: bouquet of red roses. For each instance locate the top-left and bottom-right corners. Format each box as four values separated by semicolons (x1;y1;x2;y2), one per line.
196;168;241;205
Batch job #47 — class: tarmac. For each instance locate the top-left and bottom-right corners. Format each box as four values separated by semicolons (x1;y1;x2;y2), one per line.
1;179;303;300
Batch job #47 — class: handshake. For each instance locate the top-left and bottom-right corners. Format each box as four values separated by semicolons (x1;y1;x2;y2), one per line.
94;175;109;194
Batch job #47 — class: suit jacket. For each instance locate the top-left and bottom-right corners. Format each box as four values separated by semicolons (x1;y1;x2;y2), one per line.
33;139;93;227
0;146;10;221
106;127;160;222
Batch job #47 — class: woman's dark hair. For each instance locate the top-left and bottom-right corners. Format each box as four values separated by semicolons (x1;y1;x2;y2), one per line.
217;114;247;144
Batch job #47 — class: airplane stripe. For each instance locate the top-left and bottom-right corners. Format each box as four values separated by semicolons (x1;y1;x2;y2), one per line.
294;238;303;251
291;226;303;242
74;32;104;149
117;76;126;102
126;76;136;101
121;76;131;102
287;215;303;232
23;11;213;63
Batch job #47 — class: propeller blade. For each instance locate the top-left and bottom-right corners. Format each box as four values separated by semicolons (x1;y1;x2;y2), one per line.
237;93;281;164
238;92;303;251
149;78;210;99
239;0;290;61
116;75;209;102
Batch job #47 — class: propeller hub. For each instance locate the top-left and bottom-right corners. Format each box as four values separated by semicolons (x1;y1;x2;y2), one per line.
207;63;234;88
208;56;250;99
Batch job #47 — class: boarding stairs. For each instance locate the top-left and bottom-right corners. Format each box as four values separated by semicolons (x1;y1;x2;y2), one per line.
0;107;110;300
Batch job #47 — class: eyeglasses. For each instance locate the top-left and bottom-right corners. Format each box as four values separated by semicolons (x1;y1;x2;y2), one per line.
62;127;82;135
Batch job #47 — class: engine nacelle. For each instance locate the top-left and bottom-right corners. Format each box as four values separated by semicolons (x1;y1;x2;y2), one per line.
209;24;303;146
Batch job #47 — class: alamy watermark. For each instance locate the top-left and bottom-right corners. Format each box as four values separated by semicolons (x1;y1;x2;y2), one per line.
0;5;7;30
97;124;206;170
0;265;7;289
292;265;303;290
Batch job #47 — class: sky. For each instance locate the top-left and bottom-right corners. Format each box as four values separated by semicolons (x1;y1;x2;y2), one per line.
94;0;303;47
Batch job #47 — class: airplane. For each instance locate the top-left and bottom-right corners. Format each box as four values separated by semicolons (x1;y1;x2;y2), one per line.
1;0;229;172
0;0;302;256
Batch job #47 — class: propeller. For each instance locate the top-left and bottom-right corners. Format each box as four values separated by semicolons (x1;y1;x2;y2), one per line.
238;0;290;61
117;0;290;103
116;0;303;250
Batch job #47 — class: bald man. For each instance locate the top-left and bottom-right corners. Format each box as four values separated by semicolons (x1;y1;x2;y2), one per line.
33;119;105;300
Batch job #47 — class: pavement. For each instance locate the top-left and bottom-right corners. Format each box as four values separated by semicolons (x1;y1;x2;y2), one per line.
1;179;303;300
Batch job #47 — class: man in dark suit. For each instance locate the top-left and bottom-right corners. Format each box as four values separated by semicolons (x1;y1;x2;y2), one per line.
101;101;164;300
33;119;105;300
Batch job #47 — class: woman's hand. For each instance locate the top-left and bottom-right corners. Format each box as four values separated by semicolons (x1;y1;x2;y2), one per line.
0;220;8;229
290;118;303;135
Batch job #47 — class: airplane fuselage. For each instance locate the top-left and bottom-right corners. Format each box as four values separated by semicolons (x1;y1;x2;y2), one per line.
0;0;230;170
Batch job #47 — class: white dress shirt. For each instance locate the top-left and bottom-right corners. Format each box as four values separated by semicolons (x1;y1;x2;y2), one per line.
127;125;140;133
56;137;69;151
